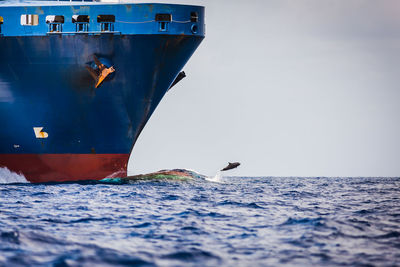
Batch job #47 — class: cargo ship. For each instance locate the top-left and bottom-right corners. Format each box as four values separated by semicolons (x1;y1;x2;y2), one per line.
0;0;204;183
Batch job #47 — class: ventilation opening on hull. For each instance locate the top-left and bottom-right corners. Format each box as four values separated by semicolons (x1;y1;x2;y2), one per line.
190;12;198;22
159;22;168;32
156;14;172;32
191;24;198;34
20;14;39;26
46;15;64;33
155;14;172;22
97;15;115;32
72;15;89;32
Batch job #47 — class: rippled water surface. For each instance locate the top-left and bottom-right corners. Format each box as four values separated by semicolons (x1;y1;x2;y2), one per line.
1;176;399;266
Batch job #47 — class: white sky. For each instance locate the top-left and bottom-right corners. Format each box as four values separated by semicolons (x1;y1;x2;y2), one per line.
129;0;400;177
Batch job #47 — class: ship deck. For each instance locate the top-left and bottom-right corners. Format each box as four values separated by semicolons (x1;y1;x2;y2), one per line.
0;1;205;37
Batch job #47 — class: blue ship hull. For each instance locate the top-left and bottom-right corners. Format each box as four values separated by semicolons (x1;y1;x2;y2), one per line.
0;2;204;182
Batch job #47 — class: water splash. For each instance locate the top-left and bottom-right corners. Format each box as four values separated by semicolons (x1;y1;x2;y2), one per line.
105;169;127;179
0;167;29;184
206;171;224;183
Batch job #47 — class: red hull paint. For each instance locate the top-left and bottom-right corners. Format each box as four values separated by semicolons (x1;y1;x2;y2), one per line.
0;154;129;183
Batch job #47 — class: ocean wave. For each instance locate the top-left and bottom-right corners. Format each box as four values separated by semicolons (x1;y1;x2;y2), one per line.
1;177;399;266
161;249;221;262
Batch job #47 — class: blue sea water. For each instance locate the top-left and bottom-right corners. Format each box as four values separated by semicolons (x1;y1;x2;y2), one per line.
0;173;399;266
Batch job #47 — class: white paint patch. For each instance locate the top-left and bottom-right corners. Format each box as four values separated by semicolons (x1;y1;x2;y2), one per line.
0;167;29;184
33;127;49;138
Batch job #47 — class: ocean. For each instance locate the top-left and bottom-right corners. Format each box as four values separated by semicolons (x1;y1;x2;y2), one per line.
0;171;399;266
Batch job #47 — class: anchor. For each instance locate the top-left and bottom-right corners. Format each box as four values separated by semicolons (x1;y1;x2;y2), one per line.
85;55;115;88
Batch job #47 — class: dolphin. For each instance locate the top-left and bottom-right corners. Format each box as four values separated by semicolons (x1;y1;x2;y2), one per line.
221;162;241;172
